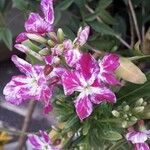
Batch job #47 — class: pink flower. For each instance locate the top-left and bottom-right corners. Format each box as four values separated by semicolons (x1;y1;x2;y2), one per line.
51;26;90;67
16;0;54;43
62;53;116;120
3;55;57;113
98;54;120;85
28;130;60;150
126;130;150;150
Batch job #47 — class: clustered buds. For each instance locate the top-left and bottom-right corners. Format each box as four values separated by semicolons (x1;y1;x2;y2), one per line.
112;98;149;128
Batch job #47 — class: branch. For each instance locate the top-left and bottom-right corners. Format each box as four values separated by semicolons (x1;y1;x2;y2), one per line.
128;0;141;43
17;101;36;150
85;4;132;49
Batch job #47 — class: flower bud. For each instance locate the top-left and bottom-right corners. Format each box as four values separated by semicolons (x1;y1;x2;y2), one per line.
44;65;53;76
47;39;55;47
112;110;120;117
57;28;64;43
123;105;130;112
142;102;147;106
122;121;128;128
48;32;58;42
135;98;144;106
39;48;50;56
26;33;47;44
130;116;138;122
133;106;145;113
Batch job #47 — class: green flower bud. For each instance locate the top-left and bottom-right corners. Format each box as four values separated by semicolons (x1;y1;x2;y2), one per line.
26;33;47;44
122;121;128;128
123;105;130;112
123;114;128;119
57;28;64;43
39;48;50;56
112;110;120;117
133;106;144;113
135;98;144;106
48;32;58;42
142;102;147;106
130;116;138;122
47;39;55;47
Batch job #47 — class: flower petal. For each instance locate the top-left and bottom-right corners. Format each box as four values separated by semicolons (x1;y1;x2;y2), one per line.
62;71;84;95
3;75;34;105
76;26;90;46
39;130;52;144
134;143;150;150
41;0;54;24
90;87;116;104
15;32;27;43
11;55;33;76
126;131;148;144
64;49;81;67
75;93;93;120
25;13;52;34
76;53;99;82
102;72;120;85
101;54;120;72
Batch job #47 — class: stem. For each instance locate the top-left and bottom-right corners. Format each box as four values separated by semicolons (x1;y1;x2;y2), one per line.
17;101;36;150
128;8;135;48
85;4;132;49
108;139;127;150
128;0;141;43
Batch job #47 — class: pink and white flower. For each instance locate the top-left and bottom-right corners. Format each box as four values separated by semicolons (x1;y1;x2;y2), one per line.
98;54;120;86
28;130;60;150
16;0;54;43
62;53;116;120
51;26;90;67
3;55;57;113
126;130;150;150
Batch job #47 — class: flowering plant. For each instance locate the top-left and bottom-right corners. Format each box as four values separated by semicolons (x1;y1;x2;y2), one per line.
2;0;150;149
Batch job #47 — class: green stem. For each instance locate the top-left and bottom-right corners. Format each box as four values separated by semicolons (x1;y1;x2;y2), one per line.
108;139;127;150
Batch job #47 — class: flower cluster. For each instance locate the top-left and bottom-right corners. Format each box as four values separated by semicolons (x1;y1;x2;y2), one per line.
3;0;120;120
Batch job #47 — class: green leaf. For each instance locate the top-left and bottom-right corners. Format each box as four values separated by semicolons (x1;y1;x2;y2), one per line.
85;10;101;22
97;0;113;10
56;0;74;11
0;28;12;50
54;9;61;25
99;10;116;25
0;0;5;11
102;131;122;141
89;21;116;36
129;55;150;61
117;72;150;103
12;0;28;11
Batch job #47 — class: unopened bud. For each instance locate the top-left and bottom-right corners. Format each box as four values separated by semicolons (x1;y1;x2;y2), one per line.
123;114;128;119
39;48;50;56
142;102;147;106
130;116;138;122
57;28;64;43
47;39;55;47
44;65;53;76
133;106;144;113
26;33;47;43
123;105;130;112
48;32;58;42
136;98;144;106
122;121;128;128
112;110;120;117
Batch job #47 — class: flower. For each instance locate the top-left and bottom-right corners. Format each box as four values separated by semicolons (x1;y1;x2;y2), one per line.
98;54;120;85
51;26;90;67
3;55;57;113
16;0;54;43
62;53;116;120
28;130;60;150
126;130;150;150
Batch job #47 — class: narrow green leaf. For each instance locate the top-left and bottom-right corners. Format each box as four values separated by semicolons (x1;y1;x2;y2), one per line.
12;0;28;11
102;131;122;141
0;28;13;50
129;55;150;61
89;21;116;36
57;0;74;11
97;0;113;10
54;9;61;25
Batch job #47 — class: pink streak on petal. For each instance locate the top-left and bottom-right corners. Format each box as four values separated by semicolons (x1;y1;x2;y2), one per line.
41;0;54;24
134;143;150;150
76;53;99;81
101;54;120;72
77;26;90;46
15;32;27;43
75;93;93;120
